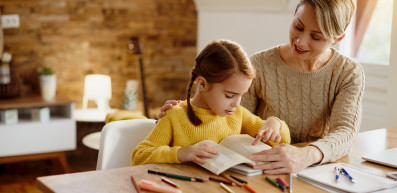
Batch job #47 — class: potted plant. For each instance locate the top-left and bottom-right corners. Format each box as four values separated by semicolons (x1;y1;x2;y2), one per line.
38;66;56;101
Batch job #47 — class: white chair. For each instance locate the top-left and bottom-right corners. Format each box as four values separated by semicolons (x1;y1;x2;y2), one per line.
96;119;156;170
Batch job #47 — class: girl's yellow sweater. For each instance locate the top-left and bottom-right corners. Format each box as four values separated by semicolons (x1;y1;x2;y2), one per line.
132;100;291;165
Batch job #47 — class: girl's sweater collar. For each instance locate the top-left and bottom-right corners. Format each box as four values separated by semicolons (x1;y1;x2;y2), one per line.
182;100;216;116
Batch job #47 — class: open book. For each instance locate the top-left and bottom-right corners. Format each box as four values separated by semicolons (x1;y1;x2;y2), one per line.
196;134;270;175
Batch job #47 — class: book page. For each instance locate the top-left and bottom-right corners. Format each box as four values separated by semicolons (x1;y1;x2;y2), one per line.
219;134;271;164
196;140;256;175
228;164;263;176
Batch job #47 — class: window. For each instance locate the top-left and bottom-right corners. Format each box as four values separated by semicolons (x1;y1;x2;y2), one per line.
355;0;393;64
351;0;393;65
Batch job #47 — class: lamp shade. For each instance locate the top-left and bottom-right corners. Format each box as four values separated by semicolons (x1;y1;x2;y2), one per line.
84;74;112;100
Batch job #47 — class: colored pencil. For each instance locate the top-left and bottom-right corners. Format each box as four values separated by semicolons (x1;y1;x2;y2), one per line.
130;176;142;193
220;182;235;193
148;170;206;182
276;178;286;192
276;177;289;188
229;175;248;184
209;177;234;185
220;173;243;187
161;177;179;188
265;176;279;187
243;183;257;193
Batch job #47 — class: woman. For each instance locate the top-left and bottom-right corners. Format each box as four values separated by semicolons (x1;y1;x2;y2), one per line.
158;0;364;174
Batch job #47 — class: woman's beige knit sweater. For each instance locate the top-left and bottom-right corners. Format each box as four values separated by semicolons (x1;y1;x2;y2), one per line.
241;46;365;164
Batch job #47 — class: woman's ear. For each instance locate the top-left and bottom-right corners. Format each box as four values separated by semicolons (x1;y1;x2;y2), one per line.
333;34;346;45
195;76;208;91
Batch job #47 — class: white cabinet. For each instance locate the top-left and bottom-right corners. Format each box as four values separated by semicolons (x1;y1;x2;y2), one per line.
0;96;76;172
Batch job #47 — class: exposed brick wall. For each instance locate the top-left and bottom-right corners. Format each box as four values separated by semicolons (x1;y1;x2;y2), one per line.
0;0;197;114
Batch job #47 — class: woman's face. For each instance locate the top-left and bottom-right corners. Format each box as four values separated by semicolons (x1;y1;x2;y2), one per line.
289;3;335;61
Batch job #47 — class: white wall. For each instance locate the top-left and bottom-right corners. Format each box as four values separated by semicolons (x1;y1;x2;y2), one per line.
387;3;397;128
195;0;295;55
197;11;292;56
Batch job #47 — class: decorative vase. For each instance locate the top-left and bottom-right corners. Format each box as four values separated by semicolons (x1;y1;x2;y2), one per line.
40;74;56;101
123;80;138;110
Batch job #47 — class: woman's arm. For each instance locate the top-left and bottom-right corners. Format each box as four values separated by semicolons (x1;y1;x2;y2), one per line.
310;62;365;164
248;61;365;174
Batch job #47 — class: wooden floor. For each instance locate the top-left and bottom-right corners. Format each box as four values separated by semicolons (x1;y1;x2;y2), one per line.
0;157;96;193
0;121;104;193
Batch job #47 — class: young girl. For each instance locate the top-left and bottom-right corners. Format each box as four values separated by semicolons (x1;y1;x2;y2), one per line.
132;40;290;166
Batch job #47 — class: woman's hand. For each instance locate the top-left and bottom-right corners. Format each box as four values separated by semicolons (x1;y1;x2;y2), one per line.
177;143;218;164
157;100;180;119
247;144;323;174
252;117;281;144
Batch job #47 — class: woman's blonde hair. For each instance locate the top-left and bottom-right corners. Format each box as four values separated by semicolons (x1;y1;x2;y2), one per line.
186;40;255;126
295;0;356;40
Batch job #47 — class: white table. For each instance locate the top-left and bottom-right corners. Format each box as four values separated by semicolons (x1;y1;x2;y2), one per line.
73;108;117;150
82;132;101;150
73;108;118;122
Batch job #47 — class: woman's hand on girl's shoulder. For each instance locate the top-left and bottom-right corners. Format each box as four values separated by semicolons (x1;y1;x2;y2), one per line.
156;100;180;120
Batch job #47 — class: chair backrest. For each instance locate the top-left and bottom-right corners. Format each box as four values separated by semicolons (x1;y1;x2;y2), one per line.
82;74;112;110
96;119;156;170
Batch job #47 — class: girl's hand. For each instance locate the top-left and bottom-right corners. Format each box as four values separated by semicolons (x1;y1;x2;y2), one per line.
157;100;180;119
247;144;323;174
177;143;218;164
252;117;281;145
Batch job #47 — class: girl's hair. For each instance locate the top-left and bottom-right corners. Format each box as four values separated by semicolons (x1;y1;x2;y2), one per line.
295;0;356;40
186;40;255;126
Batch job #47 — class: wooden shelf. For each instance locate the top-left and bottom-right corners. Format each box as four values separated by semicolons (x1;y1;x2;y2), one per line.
0;96;72;110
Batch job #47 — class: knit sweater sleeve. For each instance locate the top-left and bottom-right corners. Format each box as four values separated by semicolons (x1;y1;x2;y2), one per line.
131;115;181;165
310;62;365;164
240;106;265;137
240;107;291;145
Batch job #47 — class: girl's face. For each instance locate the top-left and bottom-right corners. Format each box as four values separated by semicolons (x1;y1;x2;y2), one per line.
200;73;252;117
289;3;335;61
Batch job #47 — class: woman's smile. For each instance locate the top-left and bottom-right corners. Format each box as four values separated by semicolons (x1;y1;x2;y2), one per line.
294;43;309;54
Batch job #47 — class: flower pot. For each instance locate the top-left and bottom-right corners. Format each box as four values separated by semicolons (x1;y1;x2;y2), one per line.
40;74;56;101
